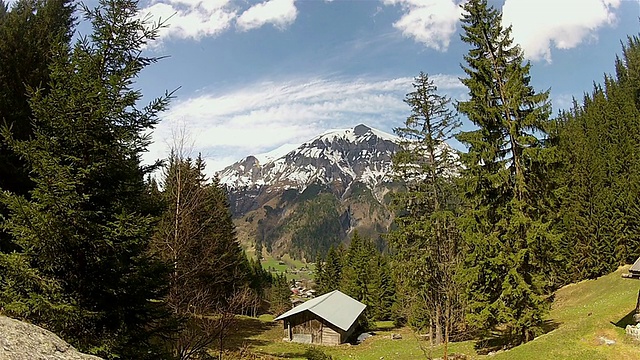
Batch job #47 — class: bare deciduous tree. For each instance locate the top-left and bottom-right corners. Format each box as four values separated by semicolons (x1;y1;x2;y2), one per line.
152;128;251;359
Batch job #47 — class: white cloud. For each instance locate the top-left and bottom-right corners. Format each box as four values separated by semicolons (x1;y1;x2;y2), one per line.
145;74;464;174
502;0;622;62
383;0;465;51
138;0;299;42
139;0;236;41
236;0;298;31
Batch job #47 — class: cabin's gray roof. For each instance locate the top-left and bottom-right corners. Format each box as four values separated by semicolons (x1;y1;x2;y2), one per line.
274;290;366;331
630;256;640;273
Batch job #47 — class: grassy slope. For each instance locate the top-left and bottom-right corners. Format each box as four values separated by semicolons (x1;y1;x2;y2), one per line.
229;266;640;360
491;265;640;360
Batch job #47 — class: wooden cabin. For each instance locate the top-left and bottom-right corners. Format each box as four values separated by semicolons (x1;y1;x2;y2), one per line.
274;290;366;346
623;256;640;279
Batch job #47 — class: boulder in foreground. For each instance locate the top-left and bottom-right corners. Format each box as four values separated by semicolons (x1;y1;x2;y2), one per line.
0;316;102;360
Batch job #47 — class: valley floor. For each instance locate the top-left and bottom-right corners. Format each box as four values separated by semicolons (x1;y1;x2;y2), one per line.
223;266;640;360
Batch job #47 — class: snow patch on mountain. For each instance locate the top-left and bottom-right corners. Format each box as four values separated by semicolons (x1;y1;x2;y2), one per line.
254;143;300;165
217;124;399;193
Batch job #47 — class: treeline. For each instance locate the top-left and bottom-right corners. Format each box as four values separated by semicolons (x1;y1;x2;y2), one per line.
554;35;640;281
319;0;640;358
0;1;287;359
314;231;394;326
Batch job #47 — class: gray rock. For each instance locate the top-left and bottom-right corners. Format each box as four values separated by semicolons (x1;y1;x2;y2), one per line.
598;336;616;345
356;332;372;343
0;316;102;360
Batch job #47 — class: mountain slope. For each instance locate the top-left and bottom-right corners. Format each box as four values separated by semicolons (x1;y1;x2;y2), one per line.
218;124;399;260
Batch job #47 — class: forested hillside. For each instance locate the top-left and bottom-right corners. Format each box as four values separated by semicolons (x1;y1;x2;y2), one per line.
220;125;400;260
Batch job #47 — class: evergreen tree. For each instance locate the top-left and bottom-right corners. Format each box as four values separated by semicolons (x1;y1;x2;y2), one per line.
314;255;325;291
341;232;374;304
268;273;292;316
389;72;464;355
368;254;395;321
248;256;272;299
341;232;389;325
315;245;343;295
0;0;75;251
0;1;173;357
456;0;556;344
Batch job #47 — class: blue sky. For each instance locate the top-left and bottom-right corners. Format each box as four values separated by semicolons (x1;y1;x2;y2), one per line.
16;0;640;173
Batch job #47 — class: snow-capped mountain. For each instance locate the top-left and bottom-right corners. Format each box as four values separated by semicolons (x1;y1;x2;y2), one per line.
218;123;398;195
217;124;401;260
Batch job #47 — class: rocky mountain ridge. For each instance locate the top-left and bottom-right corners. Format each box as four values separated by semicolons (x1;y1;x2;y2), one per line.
216;124;402;259
218;124;398;215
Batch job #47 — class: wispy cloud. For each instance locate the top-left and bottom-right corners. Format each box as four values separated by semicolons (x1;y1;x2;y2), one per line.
145;74;465;173
236;0;298;31
382;0;465;51
502;0;622;62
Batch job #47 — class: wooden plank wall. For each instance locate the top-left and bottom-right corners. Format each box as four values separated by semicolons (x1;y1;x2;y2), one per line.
285;310;346;345
321;325;340;345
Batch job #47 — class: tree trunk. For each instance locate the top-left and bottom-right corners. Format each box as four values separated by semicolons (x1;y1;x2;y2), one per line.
435;305;443;345
429;317;434;346
444;298;450;360
218;327;224;360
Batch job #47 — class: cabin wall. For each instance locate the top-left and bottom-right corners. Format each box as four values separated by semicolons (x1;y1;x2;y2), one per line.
288;311;323;344
321;325;341;345
282;311;346;345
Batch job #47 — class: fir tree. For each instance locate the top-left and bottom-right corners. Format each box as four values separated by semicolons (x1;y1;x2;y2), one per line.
314;255;325;291
456;0;556;344
268;273;292;316
341;231;389;325
0;0;173;357
389;72;464;355
316;245;344;295
368;254;395;321
0;0;75;251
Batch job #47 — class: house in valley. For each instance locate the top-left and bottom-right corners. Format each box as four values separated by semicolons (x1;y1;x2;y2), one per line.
274;290;366;345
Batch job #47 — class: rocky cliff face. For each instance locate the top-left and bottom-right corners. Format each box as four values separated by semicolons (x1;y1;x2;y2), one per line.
0;316;102;360
217;124;400;260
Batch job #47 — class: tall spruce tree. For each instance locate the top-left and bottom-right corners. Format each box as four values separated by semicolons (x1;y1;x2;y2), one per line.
456;0;556;344
368;253;395;322
0;1;173;358
315;244;344;295
389;72;463;356
0;0;75;251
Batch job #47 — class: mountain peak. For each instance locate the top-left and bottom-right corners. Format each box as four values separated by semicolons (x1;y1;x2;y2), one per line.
218;124;399;197
353;123;371;136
